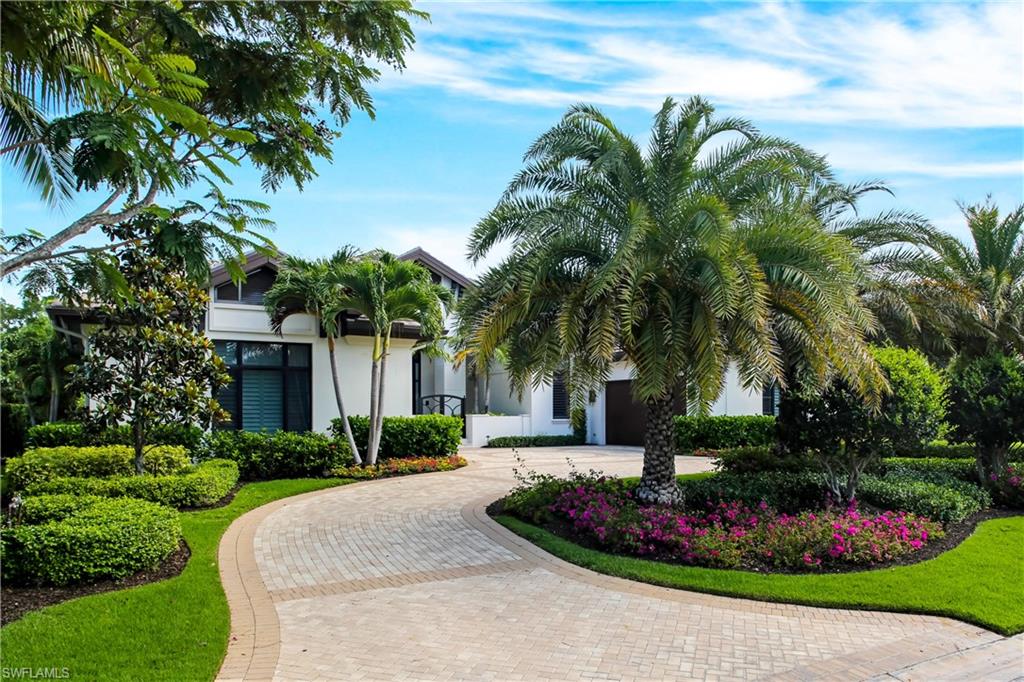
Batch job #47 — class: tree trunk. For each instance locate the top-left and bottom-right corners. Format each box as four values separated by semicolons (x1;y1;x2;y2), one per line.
367;334;382;466
482;363;490;414
133;419;145;475
48;365;60;422
370;335;390;465
327;335;361;465
635;395;682;505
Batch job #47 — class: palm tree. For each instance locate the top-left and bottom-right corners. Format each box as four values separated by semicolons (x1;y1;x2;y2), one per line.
334;252;452;465
460;97;884;504
263;249;363;464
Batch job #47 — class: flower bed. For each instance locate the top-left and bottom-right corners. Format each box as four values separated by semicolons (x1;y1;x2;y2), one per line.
331;455;467;480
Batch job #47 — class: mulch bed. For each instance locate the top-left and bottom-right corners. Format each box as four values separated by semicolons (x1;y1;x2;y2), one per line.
1;539;191;627
489;499;1021;576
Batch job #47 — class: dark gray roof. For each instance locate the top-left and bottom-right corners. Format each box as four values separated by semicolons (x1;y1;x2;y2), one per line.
397;247;474;288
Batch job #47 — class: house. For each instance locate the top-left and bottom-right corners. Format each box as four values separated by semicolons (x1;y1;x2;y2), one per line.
49;246;770;444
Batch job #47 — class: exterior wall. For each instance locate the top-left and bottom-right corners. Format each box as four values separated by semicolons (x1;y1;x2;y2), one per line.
487;367;529;416
464;414;532;447
526;382;573;438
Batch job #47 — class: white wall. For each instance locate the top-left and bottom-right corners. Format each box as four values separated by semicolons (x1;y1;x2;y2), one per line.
527;382;573;438
710;364;763;416
487;368;529;416
464;414;532;447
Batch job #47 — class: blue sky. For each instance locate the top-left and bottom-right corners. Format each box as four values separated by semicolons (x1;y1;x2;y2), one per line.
3;0;1022;293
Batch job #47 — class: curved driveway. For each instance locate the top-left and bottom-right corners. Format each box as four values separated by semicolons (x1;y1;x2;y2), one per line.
218;447;1020;681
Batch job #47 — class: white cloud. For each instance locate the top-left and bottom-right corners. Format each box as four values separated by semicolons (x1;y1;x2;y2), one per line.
817;140;1024;179
374;225;511;280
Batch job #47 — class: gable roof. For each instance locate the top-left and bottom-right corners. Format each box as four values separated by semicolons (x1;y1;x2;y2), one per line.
397;247;474;288
208;251;283;288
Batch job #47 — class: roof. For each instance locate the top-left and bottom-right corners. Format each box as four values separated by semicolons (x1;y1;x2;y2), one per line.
208;251;283;288
397;247;474;288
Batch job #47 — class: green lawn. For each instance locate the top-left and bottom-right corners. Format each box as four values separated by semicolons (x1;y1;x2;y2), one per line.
0;478;352;681
496;513;1024;635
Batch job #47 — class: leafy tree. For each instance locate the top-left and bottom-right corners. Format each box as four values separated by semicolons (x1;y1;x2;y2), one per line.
335;253;452;465
0;300;74;426
70;217;230;474
948;353;1024;483
1;0;425;279
263;249;364;465
459;97;884;504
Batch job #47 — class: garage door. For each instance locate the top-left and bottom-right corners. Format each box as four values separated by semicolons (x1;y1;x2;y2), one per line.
605;380;686;446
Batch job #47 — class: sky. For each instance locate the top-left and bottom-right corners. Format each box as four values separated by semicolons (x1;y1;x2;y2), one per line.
2;0;1023;296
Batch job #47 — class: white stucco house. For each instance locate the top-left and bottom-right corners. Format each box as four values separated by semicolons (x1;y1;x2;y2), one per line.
50;246;771;445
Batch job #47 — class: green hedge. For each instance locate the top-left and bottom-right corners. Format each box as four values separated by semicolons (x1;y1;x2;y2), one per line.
25;460;239;508
201;431;349;480
25;421;204;451
330;415;462;459
678;472;827;513
1;495;182;586
858;476;988;524
5;445;190;490
674;415;776;451
484;435;583;448
714;445;814;475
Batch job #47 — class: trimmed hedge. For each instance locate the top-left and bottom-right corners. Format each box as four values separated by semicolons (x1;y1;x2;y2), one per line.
24;459;239;508
714;445;814;475
858;476;988;524
674;415;775;451
484;435;583;448
678;472;827;513
201;431;349;480
1;495;182;586
5;445;190;490
25;421;204;451
330;415;462;459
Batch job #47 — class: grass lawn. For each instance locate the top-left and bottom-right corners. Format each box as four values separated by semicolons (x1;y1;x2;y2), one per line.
495;512;1024;635
0;478;352;681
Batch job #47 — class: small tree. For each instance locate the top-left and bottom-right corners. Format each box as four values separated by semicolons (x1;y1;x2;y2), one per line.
71;218;230;473
948;353;1024;483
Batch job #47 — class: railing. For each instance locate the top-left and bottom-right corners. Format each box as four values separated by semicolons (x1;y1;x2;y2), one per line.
418;394;466;436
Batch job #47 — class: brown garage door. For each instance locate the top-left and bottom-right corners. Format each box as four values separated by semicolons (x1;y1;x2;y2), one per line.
605;380;686;446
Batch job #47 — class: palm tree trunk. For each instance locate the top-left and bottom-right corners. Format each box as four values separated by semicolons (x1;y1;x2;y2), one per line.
371;335;390;464
367;334;382;466
327;335;361;465
482;362;490;414
636;394;682;505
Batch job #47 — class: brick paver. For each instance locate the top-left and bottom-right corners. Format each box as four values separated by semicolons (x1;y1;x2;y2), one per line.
217;447;1023;681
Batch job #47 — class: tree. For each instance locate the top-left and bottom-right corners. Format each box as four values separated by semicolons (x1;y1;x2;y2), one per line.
263;249;364;465
70;217;230;474
0;300;73;426
335;253;452;465
459;97;884;504
948;353;1024;484
1;0;426;278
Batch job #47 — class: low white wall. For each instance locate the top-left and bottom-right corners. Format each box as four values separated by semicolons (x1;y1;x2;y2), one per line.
465;414;533;447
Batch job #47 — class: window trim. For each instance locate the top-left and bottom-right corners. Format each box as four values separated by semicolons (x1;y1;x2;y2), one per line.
215;340;313;432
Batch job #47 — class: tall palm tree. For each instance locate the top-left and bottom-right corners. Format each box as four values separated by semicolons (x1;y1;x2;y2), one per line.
334;252;452;465
263;249;363;464
460;97;884;504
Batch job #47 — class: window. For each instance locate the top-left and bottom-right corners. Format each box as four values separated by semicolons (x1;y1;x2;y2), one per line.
214;267;276;305
214;341;312;431
552;371;569;420
762;382;780;416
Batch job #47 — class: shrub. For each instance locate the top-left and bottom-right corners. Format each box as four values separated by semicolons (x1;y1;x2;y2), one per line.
25;460;239;508
25;421;204;451
330;415;462;458
2;495;182;586
201;431;349;480
948;353;1024;482
857;476;987;524
989;464;1024;508
331;455;467;480
677;472;827;513
674;415;775;451
714;446;814;475
5;445;190;490
484;434;583;448
878;457;977;484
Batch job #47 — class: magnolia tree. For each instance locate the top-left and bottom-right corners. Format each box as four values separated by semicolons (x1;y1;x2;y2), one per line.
71;218;230;473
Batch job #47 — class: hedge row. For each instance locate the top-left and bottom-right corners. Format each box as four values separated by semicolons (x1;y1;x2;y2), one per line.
1;495;182;586
5;445;190;490
25;422;203;451
674;415;776;451
858;476;989;524
25;459;239;508
484;435;583;448
330;415;462;459
201;431;348;480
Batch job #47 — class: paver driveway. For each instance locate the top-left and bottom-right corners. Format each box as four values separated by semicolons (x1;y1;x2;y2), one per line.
218;447;1022;681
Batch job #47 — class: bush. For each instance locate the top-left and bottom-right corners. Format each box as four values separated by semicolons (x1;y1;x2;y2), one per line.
674;415;775;451
1;402;29;459
678;472;827;513
25;421;204;451
330;415;463;459
2;495;182;586
331;455;467;480
201;431;349;480
857;476;987;524
989;464;1024;508
25;460;239;508
484;434;583;448
5;445;190;490
878;457;977;484
714;446;814;475
948;353;1024;481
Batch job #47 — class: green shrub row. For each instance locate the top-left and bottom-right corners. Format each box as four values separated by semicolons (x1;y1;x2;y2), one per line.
713;446;813;475
5;445;190;490
858;476;988;524
329;414;462;459
674;415;776;451
484;435;583;448
200;431;349;480
678;472;827;513
24;460;239;508
25;422;204;451
1;495;182;586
